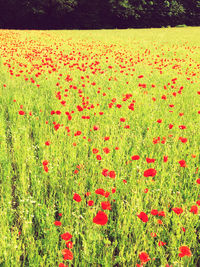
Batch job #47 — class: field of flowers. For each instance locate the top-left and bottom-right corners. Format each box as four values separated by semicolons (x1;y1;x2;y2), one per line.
0;27;200;267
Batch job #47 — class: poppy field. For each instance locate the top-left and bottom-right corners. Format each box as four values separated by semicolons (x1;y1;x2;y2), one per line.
0;28;200;267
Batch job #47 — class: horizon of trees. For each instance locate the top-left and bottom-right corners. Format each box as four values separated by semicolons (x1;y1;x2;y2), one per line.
0;0;200;29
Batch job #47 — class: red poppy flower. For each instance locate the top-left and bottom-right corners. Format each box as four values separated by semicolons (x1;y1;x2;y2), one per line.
179;125;186;129
132;155;140;160
137;212;148;223
158;241;166;246
93;211;108;225
102;169;109;177
179;160;186;167
56;110;61;115
61;232;72;241
73;193;82;202
179;137;187;143
88;200;94;206
143;168;157;177
103;147;110;154
66;241;73;249
116;104;122;108
151;209;158;216
63;249;73;260
163;156;168;162
59;263;68;267
101;201;111;210
42;164;48;172
139;251;150;263
178;246;192;257
150;232;157;237
43;160;49;167
109;171;116;178
92;148;99;154
96;155;102;160
172;207;183;215
104;191;110;198
54;221;62;226
190;205;198;214
77;105;83;112
112;188;116;193
93;125;99;131
19;110;25;115
158;211;166;217
54;124;60;131
74;130;81;136
124;125;130;129
153;137;160;144
146;158;155;163
45;141;50;146
95;188;105;196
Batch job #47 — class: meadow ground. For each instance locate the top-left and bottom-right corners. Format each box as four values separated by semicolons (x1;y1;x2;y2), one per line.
0;27;200;267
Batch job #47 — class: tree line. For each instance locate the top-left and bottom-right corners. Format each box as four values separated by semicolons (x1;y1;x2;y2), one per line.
0;0;199;29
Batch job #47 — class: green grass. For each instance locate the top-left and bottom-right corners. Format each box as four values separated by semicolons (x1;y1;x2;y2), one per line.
0;27;200;266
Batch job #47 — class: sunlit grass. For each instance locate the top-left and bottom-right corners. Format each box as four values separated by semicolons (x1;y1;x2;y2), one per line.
0;27;200;266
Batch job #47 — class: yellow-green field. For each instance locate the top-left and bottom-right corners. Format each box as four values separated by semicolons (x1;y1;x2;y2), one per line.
0;27;200;267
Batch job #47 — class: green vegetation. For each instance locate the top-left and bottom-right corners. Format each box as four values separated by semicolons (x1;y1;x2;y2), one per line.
0;0;200;29
0;27;200;266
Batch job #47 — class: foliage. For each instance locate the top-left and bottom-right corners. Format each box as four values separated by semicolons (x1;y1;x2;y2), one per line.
0;0;199;28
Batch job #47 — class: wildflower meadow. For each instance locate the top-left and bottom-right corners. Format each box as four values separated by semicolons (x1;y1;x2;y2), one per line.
0;27;200;266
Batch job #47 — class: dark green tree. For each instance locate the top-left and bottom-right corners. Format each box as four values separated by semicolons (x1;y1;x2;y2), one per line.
182;0;200;25
109;0;186;27
0;0;199;29
73;0;114;29
24;0;77;28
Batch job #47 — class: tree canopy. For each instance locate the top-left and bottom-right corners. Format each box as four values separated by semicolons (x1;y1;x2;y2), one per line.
0;0;199;29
